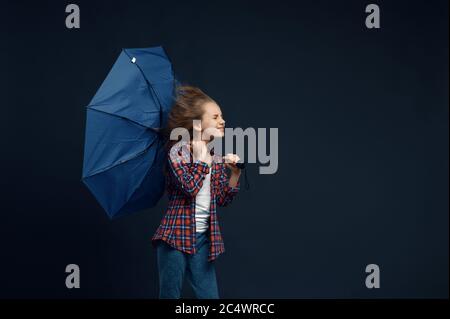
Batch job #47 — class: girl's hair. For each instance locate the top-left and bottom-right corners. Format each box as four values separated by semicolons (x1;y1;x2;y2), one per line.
162;85;214;173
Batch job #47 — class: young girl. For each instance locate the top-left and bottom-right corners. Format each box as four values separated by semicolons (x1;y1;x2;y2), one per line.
151;85;241;299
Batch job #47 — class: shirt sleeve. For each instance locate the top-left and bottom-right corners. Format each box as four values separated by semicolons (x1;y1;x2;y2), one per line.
167;141;210;197
216;163;240;207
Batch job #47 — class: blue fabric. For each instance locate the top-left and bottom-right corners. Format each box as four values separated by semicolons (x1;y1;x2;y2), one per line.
156;231;220;299
82;46;176;218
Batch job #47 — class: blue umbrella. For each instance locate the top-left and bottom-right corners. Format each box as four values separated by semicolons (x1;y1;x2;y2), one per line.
82;46;175;219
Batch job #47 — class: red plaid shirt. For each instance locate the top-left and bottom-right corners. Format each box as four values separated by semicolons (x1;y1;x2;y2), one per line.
152;141;240;261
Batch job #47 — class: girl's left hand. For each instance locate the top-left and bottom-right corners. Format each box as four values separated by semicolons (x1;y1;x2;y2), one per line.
223;153;242;175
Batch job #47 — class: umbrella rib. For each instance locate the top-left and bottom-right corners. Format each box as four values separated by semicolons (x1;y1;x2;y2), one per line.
123;49;165;128
84;136;159;179
116;138;164;215
86;106;161;133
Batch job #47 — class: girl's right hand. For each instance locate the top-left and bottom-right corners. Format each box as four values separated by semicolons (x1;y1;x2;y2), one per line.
191;140;212;165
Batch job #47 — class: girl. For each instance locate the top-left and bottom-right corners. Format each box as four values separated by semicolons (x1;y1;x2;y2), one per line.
151;85;241;299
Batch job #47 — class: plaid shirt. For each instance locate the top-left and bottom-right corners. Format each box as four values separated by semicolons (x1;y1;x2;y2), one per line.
152;141;240;261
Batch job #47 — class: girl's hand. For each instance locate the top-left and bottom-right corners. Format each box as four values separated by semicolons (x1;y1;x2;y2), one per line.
191;140;212;166
223;153;242;175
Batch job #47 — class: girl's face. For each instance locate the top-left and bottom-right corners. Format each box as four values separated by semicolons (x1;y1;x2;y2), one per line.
197;101;225;140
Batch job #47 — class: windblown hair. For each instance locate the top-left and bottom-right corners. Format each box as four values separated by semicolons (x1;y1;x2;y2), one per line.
162;85;214;173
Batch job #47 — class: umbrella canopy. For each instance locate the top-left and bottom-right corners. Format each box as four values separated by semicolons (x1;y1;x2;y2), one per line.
82;46;175;218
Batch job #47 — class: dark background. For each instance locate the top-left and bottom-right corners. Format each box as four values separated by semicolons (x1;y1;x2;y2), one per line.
0;0;448;298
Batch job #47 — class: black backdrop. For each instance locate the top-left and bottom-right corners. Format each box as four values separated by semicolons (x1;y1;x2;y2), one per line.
0;0;448;298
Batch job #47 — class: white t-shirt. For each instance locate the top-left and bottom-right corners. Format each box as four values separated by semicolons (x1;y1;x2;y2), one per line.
195;169;211;233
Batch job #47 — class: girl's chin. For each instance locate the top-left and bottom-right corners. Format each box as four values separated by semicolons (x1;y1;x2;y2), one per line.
204;131;224;141
210;132;224;138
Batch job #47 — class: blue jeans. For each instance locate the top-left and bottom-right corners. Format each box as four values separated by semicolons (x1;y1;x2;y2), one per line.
156;231;219;299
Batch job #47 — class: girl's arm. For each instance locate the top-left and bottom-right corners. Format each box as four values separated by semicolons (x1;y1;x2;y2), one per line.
228;170;241;188
168;141;210;197
216;165;240;207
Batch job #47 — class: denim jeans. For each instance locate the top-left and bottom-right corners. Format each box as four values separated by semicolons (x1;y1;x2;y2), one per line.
156;230;219;299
